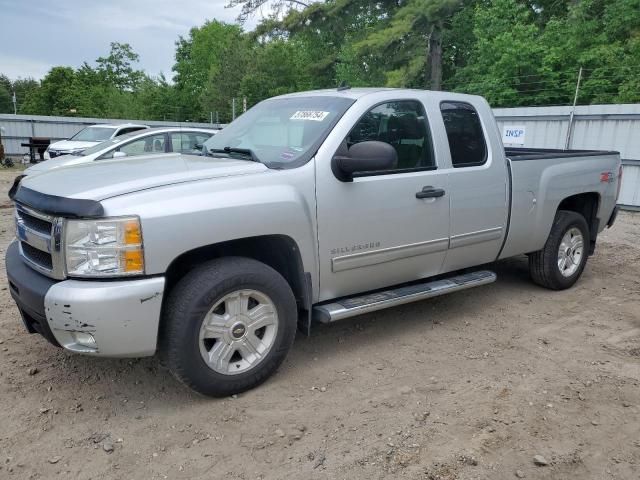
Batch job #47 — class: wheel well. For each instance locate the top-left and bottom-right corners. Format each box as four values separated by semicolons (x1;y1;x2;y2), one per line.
163;235;309;310
557;192;600;254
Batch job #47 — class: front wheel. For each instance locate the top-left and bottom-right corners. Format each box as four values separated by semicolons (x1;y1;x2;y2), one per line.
162;257;297;397
529;210;590;290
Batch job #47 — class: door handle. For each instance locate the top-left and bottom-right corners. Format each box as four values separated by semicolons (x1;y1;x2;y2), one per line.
416;186;445;199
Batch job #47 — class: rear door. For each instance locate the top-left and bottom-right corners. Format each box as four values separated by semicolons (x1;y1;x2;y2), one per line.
437;100;509;272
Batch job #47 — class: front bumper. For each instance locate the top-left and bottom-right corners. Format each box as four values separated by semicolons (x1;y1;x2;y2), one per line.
6;241;165;357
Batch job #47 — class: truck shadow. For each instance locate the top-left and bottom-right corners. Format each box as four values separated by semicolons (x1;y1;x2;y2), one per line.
299;256;532;349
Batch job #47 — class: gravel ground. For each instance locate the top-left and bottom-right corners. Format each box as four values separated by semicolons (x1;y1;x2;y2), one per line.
0;169;639;480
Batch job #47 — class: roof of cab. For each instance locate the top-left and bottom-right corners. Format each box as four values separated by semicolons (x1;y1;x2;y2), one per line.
274;88;397;100
87;123;148;128
272;87;485;103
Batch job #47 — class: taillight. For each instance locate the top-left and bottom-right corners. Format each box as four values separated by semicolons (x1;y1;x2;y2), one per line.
616;164;623;201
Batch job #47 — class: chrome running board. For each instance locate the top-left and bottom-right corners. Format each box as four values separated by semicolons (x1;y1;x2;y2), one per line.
313;270;496;323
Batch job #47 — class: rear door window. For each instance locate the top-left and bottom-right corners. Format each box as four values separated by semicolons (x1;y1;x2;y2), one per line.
440;102;487;168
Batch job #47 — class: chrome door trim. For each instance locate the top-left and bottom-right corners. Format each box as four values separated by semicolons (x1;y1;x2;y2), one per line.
449;226;503;249
331;237;449;273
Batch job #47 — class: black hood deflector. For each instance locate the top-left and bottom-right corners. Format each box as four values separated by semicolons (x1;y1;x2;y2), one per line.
12;184;104;218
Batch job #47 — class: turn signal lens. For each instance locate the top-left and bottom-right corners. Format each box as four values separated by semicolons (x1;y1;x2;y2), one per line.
123;249;144;273
124;220;142;245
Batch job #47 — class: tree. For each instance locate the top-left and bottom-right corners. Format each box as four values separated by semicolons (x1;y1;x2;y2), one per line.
227;0;314;22
21;67;76;115
96;42;145;91
240;39;311;103
0;74;12;113
12;78;40;114
173;20;250;121
356;0;465;90
445;0;547;106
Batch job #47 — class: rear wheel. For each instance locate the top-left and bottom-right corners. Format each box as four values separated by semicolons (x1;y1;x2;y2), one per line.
162;257;297;397
529;210;590;290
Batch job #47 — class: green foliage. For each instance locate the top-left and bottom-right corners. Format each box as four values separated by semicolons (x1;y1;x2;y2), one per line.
240;39;312;103
3;0;639;120
96;42;145;91
173;20;249;121
0;75;12;113
21;67;77;115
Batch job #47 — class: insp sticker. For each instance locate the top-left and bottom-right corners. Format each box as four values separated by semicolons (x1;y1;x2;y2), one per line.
290;110;330;121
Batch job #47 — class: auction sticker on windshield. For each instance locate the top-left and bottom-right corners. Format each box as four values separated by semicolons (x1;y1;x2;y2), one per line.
290;111;330;121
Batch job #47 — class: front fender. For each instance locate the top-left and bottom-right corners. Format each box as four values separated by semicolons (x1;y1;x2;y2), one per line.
100;162;319;299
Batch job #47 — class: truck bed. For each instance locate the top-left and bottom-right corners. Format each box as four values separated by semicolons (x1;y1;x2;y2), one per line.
505;147;619;161
499;147;620;260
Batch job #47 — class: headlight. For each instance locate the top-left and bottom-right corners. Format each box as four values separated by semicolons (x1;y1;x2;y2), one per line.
64;216;144;277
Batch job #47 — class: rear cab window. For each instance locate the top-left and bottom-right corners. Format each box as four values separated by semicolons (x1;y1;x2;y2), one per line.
440;101;487;168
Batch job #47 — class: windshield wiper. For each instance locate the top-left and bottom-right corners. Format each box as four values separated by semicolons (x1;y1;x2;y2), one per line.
208;146;260;163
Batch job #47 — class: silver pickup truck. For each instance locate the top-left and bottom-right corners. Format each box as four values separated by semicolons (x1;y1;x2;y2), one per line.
6;88;621;397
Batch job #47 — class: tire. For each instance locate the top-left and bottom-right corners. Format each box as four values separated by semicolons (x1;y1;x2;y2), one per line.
162;257;297;397
529;210;590;290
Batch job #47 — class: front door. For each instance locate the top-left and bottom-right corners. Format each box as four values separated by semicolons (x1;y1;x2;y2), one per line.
315;99;450;301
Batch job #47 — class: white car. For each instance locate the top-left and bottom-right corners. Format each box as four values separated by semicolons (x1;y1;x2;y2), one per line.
44;123;149;159
28;127;217;175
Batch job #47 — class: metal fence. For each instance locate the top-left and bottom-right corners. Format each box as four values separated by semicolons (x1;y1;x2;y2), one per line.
2;104;639;209
494;104;640;210
0;114;223;157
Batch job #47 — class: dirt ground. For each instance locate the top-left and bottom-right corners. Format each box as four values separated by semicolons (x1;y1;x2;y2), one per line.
0;169;638;480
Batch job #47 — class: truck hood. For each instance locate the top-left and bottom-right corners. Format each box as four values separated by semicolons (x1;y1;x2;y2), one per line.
21;153;269;201
49;140;100;152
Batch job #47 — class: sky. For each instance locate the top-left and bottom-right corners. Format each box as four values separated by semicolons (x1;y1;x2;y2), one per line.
0;0;263;81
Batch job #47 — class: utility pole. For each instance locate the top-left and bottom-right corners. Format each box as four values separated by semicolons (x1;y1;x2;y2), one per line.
243;97;247;113
12;91;17;115
210;111;213;124
232;98;236;121
564;67;583;150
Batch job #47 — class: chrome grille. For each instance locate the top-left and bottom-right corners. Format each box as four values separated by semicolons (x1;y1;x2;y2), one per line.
15;204;65;279
21;242;54;270
18;209;52;235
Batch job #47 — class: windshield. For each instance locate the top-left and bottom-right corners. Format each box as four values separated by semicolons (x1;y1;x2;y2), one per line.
80;138;120;155
70;126;117;142
203;96;355;168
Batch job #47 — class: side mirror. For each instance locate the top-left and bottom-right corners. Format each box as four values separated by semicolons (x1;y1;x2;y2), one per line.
112;151;127;158
331;141;398;182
